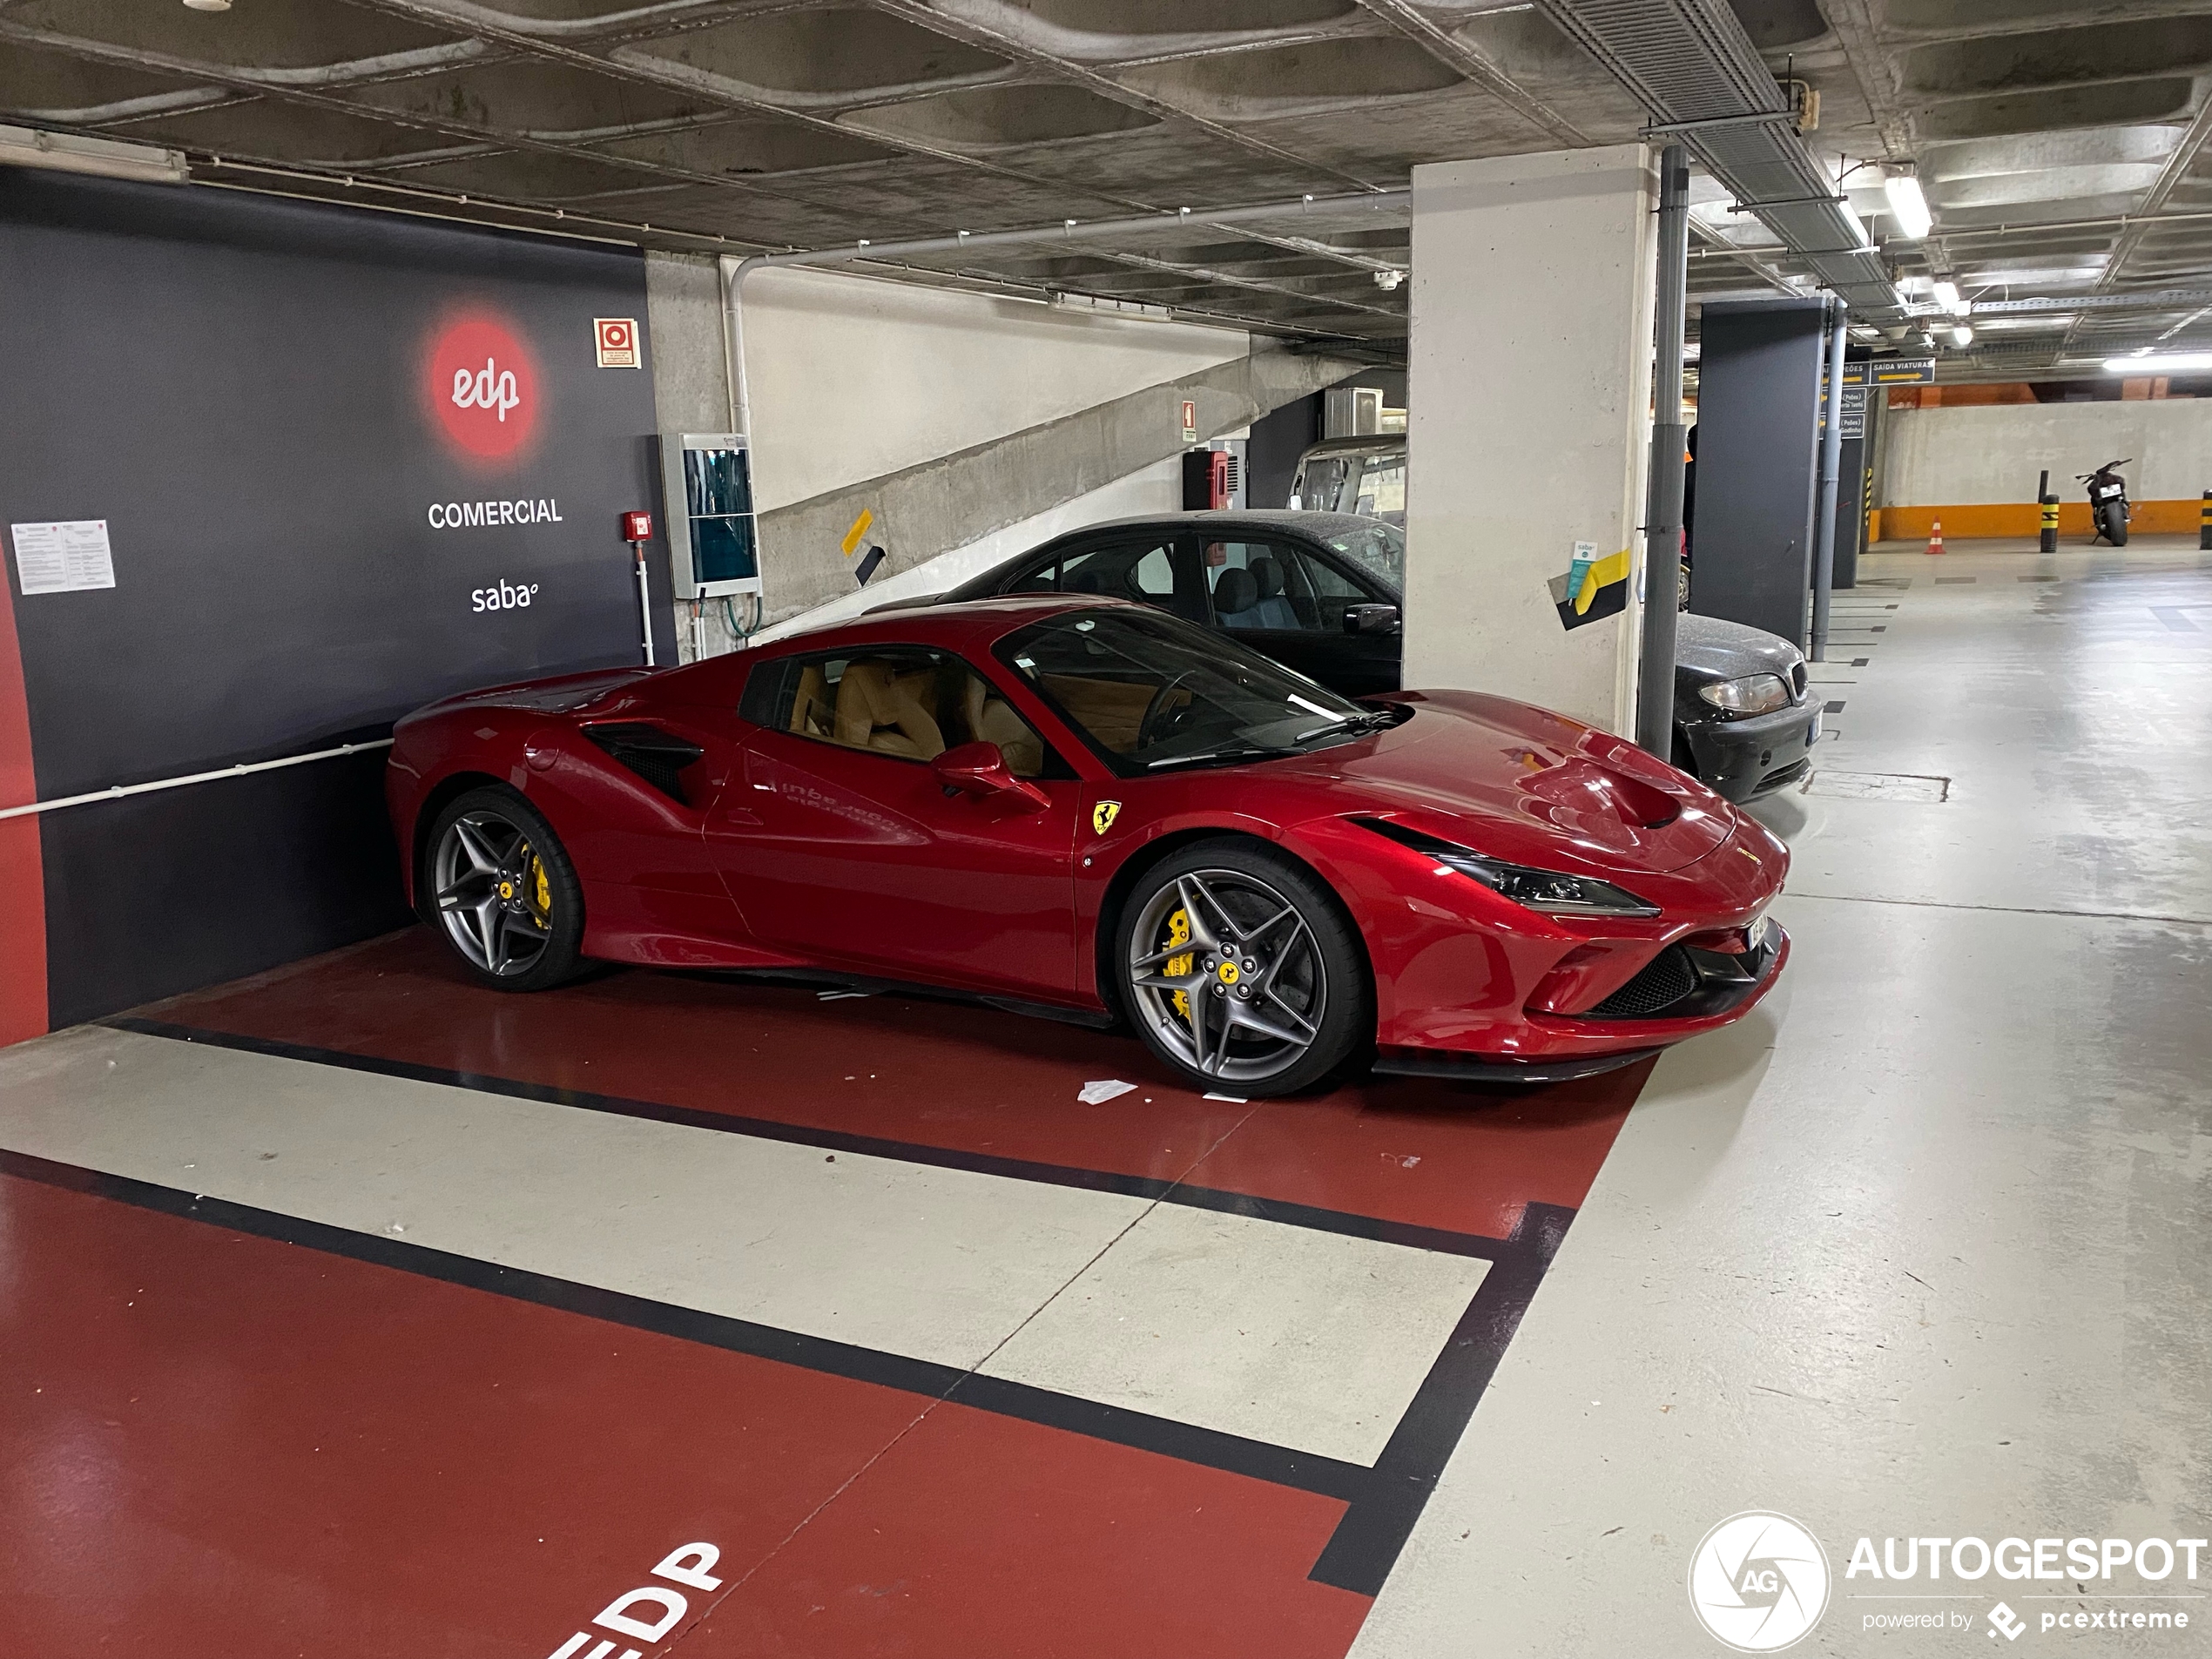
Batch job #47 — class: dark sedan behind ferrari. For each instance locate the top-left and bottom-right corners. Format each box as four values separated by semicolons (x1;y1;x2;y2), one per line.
914;511;1822;802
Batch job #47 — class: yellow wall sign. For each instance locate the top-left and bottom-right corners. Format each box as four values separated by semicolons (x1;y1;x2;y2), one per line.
840;509;874;556
1545;548;1633;631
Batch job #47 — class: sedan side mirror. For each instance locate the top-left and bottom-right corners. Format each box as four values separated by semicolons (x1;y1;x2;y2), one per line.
931;741;1050;813
1345;602;1401;636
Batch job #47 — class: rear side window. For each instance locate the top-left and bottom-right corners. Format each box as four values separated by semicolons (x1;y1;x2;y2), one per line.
738;658;789;728
1045;537;1184;606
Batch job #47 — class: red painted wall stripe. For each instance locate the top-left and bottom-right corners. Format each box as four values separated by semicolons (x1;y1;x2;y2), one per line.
0;573;48;1047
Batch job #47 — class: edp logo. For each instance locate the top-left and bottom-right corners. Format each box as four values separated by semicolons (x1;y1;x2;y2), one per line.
452;357;522;423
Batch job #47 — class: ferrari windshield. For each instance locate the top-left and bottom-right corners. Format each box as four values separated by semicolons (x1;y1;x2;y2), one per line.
998;607;1379;773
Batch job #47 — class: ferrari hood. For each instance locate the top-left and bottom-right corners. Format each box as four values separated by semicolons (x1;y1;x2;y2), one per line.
1307;693;1737;874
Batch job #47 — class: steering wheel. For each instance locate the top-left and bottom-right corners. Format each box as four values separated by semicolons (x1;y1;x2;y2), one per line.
1137;671;1198;750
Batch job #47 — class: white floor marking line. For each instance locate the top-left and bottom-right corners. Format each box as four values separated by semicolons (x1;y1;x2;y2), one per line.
0;1024;1484;1467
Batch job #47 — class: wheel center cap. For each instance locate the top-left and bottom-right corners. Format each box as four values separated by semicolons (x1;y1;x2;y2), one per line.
498;880;514;900
1217;961;1241;985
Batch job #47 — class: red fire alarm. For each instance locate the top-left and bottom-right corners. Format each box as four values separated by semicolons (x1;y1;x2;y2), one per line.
621;510;654;542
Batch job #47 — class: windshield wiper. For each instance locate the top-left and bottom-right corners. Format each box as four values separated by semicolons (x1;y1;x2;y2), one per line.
1292;710;1396;744
1145;744;1294;771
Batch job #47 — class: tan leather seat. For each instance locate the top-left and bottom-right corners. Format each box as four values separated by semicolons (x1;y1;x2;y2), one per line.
833;658;945;759
788;664;832;738
1039;673;1160;754
962;674;1045;776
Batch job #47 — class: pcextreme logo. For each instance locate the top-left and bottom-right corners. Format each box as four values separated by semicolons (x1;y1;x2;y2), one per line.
425;310;541;462
1689;1511;1832;1652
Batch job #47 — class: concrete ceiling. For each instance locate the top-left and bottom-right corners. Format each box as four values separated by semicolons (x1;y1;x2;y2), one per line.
3;0;2211;375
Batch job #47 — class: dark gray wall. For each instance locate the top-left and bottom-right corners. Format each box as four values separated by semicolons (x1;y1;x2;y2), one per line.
1691;299;1827;644
0;167;670;1025
1247;392;1321;509
1836;432;1867;589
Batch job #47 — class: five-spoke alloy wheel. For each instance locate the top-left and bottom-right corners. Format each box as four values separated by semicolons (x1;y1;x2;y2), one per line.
424;786;583;991
1119;839;1367;1096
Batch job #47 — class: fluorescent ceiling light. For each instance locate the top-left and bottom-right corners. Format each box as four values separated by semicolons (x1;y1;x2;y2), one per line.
0;124;186;185
1930;280;1970;317
1884;171;1932;240
1949;325;1973;347
2102;351;2212;373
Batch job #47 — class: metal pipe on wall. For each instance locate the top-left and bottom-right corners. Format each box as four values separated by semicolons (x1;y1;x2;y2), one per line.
1811;296;1848;662
1636;144;1691;759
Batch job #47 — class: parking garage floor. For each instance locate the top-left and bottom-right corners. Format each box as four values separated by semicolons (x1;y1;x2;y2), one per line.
3;540;2209;1658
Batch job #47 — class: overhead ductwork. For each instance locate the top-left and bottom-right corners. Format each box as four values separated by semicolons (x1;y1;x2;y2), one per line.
1537;0;1906;321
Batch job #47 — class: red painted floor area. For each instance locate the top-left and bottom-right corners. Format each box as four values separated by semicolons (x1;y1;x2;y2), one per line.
0;1176;1371;1659
2;927;1651;1658
147;927;1640;1240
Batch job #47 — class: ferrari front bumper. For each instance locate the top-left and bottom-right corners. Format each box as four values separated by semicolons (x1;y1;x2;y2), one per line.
1373;921;1790;1074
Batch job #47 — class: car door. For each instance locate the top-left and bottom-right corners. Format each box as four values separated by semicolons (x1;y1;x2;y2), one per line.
1197;535;1401;697
707;643;1084;996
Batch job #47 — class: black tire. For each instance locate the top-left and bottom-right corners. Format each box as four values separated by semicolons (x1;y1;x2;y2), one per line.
421;785;585;991
2099;502;2129;547
1115;838;1369;1096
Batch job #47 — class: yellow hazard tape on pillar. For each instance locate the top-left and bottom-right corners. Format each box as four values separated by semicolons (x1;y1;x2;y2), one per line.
840;509;874;557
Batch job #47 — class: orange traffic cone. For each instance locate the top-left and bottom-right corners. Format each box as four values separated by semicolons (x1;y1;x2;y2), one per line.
1926;519;1945;556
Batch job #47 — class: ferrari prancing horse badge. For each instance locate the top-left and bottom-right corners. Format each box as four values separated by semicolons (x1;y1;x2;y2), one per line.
1092;800;1122;835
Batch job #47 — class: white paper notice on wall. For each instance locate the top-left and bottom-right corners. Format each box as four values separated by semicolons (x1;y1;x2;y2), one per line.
11;520;117;596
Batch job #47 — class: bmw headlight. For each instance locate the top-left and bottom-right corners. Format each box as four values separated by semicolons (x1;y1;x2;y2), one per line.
1355;819;1661;917
1697;674;1790;716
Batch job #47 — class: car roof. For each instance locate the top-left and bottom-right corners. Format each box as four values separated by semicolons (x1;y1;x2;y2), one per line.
745;592;1136;658
1295;434;1406;460
1028;508;1390;543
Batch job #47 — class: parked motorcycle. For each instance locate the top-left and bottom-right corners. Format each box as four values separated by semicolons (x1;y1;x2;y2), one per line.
2080;458;2133;547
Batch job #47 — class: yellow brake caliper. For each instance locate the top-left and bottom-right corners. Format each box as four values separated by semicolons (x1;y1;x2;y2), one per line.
1164;907;1193;1024
528;851;551;927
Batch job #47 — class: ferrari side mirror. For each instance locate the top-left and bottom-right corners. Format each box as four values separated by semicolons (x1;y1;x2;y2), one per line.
1345;603;1401;636
930;741;1049;812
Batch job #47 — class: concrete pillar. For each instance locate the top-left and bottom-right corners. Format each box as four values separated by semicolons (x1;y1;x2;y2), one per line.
1402;145;1659;735
644;252;738;660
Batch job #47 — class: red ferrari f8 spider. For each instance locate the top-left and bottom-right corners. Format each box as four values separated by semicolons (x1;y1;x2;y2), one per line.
388;597;1788;1096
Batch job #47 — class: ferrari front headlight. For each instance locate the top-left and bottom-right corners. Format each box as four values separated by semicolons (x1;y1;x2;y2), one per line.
1354;819;1661;917
1697;674;1790;716
1432;849;1662;916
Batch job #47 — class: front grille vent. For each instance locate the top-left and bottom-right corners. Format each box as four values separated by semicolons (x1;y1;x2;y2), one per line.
1790;661;1807;700
583;723;704;804
1588;946;1698;1018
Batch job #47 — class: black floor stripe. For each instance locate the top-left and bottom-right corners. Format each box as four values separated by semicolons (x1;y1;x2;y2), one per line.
104;1016;1506;1264
0;1142;1568;1598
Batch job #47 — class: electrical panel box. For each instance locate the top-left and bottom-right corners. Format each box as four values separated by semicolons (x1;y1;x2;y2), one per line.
657;433;764;600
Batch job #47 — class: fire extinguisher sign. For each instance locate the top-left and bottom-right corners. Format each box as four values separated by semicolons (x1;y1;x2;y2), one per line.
595;317;640;368
1180;399;1197;443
